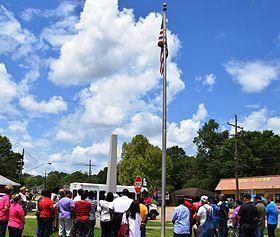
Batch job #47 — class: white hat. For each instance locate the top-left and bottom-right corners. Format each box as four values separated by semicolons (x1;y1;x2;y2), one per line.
200;195;208;203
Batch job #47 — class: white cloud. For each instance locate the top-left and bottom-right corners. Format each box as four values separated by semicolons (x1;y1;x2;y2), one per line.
48;0;181;87
39;1;80;47
116;103;207;154
0;63;17;102
51;0;184;146
41;16;78;47
0;5;42;60
19;95;67;114
8;121;28;133
56;129;85;144
196;73;216;91
20;8;41;22
167;103;208;154
21;1;80;21
237;108;280;134
48;141;109;172
225;60;280;93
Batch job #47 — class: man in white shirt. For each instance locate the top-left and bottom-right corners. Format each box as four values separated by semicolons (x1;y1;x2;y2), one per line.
196;195;213;237
110;189;133;237
73;189;83;202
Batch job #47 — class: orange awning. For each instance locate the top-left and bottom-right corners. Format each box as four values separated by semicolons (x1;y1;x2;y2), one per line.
215;175;280;191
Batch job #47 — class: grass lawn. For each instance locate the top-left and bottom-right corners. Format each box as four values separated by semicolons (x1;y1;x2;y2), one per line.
21;219;173;237
21;218;280;237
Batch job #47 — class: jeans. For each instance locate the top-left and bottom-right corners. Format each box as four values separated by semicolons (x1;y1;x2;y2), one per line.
255;228;264;237
100;221;111;237
76;220;90;237
111;213;123;237
8;226;23;237
88;220;96;237
267;224;277;237
141;224;146;237
38;217;53;237
0;220;8;237
219;219;228;237
174;233;191;237
239;223;257;237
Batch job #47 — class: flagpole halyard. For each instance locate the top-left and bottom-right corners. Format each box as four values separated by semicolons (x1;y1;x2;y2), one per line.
161;3;167;237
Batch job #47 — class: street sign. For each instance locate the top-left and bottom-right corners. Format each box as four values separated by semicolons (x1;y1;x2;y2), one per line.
134;176;142;194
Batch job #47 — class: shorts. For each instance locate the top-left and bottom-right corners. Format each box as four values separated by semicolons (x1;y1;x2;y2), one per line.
58;218;73;236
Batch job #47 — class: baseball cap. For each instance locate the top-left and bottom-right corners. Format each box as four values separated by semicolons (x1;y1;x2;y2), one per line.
254;195;262;200
200;195;208;203
244;193;251;200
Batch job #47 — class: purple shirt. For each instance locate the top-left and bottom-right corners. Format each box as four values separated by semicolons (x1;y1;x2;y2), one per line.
232;205;241;229
57;197;74;219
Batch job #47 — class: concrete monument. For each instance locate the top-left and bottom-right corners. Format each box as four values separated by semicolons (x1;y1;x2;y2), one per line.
106;133;118;193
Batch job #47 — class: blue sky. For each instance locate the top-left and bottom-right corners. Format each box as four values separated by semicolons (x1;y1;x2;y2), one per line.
0;0;279;175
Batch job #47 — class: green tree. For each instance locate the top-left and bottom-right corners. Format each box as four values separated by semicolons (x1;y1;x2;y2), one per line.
22;174;44;188
0;135;23;182
189;119;231;190
167;146;193;190
118;135;171;191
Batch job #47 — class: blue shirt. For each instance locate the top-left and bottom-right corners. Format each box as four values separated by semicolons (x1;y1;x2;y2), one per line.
266;202;278;225
172;204;190;234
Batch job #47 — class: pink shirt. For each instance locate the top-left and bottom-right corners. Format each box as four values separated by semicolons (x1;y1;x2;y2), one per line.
0;194;10;221
8;203;25;229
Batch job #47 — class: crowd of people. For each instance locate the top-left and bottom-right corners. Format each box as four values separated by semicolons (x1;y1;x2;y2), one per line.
0;184;279;237
172;193;279;237
0;185;149;237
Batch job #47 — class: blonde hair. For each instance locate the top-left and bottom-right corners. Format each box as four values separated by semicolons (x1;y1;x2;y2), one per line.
4;185;13;194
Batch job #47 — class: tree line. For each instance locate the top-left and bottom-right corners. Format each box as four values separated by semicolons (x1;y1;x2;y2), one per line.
0;119;279;192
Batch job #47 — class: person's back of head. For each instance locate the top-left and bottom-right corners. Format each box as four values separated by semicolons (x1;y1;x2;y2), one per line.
139;198;144;205
59;189;65;198
236;199;243;206
41;189;51;198
77;189;84;196
176;197;185;206
65;190;72;198
20;187;26;194
88;191;95;200
128;201;140;220
243;193;251;203
80;191;87;201
12;194;21;203
200;195;209;205
122;189;130;197
4;185;13;195
106;192;114;202
267;195;274;204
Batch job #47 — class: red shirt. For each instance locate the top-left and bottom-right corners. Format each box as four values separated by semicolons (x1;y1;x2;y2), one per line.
184;200;197;226
0;194;10;221
39;197;54;218
8;203;25;229
75;200;91;221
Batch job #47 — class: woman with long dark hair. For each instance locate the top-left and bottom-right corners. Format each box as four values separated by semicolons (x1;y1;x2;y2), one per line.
121;201;141;237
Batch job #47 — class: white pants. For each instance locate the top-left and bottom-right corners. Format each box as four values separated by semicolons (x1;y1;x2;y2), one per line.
58;218;73;236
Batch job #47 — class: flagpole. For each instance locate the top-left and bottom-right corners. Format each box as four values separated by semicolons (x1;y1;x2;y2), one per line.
161;3;167;237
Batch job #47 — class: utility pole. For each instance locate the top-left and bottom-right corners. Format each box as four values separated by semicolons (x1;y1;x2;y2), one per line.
85;160;95;181
44;169;47;189
19;148;24;184
227;114;243;200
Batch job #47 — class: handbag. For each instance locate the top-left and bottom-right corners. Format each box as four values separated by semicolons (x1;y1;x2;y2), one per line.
118;212;129;237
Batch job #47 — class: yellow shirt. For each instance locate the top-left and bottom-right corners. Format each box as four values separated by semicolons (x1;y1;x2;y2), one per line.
139;203;148;221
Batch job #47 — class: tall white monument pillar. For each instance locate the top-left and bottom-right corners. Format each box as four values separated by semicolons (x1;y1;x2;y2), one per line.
106;134;118;193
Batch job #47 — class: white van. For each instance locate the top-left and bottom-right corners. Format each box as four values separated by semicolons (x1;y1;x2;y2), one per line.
69;182;147;202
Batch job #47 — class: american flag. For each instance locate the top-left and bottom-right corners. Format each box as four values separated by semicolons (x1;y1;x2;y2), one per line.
158;20;168;75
